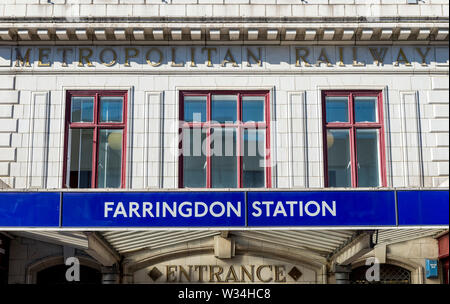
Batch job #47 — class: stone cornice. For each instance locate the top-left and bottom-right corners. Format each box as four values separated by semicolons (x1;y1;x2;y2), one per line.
0;16;449;24
0;24;448;44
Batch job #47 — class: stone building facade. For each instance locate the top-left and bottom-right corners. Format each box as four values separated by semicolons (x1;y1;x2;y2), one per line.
0;0;448;284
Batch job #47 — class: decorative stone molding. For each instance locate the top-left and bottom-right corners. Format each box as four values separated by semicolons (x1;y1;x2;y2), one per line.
25;255;102;284
123;236;327;281
0;26;447;43
351;256;424;284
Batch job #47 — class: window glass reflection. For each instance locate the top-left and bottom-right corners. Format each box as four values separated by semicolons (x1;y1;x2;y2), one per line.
183;128;206;187
326;97;348;123
211;128;237;188
243;129;265;187
355;97;378;122
212;95;237;123
100;97;123;122
98;129;123;188
327;129;351;187
356;129;380;187
243;96;264;122
71;97;94;123
69;129;93;188
184;96;207;122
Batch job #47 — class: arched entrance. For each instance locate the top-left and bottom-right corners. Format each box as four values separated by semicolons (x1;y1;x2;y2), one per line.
123;236;328;284
36;264;102;284
26;256;102;284
350;264;411;284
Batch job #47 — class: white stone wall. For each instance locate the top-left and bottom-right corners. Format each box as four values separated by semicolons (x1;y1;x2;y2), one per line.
358;236;442;284
0;44;448;189
8;236;64;284
388;237;441;284
424;78;450;187
1;72;448;189
7;235;100;284
0;0;448;19
0;75;18;187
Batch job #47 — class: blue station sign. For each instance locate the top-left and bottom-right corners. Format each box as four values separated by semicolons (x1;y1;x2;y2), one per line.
0;192;60;227
0;190;448;228
397;190;449;226
247;191;397;227
62;192;245;227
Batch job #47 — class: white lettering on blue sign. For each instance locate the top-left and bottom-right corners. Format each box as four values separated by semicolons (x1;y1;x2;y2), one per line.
251;200;337;217
104;201;242;218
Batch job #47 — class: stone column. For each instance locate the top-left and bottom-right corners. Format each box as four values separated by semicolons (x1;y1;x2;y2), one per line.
333;264;352;284
101;265;120;284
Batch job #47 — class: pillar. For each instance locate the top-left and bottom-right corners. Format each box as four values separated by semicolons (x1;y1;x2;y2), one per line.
333;264;352;284
101;265;119;284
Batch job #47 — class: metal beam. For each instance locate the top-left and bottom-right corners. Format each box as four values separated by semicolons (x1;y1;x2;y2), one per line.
254;231;342;250
233;231;331;255
11;231;88;250
117;231;220;253
84;232;121;267
0;232;14;239
330;232;374;266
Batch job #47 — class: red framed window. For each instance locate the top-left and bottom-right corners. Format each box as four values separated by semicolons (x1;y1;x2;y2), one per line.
179;90;271;188
63;90;127;188
322;90;386;187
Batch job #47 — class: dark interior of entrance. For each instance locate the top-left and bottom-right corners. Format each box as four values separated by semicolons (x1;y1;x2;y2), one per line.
350;264;411;284
36;264;101;284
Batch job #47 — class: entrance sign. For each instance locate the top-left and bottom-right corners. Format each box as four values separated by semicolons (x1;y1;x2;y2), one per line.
247;191;396;227
0;190;448;228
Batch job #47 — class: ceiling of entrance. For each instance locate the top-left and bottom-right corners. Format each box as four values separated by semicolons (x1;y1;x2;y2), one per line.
9;228;448;260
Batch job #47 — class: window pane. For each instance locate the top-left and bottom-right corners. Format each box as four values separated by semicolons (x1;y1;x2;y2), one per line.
98;129;123;188
326;97;348;123
243;96;264;122
183;128;206;187
356;129;380;187
327;129;351;187
71;97;94;123
211;128;237;188
184;96;207;122
355;97;378;122
212;95;237;123
68;129;93;188
100;97;123;123
243;129;265;188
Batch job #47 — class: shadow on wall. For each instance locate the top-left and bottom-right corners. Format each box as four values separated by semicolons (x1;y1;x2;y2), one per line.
0;179;9;189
